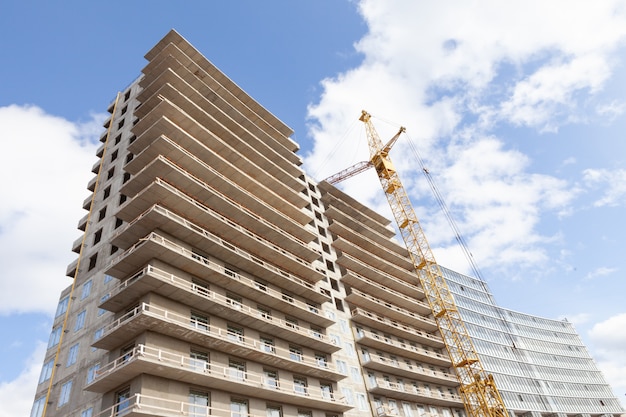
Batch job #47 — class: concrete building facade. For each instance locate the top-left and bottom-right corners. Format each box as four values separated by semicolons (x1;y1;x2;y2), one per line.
31;30;622;417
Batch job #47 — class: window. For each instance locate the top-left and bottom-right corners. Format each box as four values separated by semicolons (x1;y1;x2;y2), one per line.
88;254;97;271
59;380;73;406
336;360;347;374
111;149;118;161
286;317;299;329
230;399;248;417
226;293;242;310
357;393;368;411
324;259;336;272
293;376;307;395
93;229;102;244
123;172;131;183
264;369;279;389
87;363;100;384
94;327;104;341
125;153;134;163
75;310;86;331
334;298;344;311
104;274;113;284
341;387;354;405
107;167;115;180
55;296;69;317
80;408;94;417
97;207;107;222
190;350;209;372
315;353;328;368
103;185;111;199
190;312;209;331
254;280;267;291
39;359;54;384
115;387;131;413
261;336;275;353
115;217;123;228
189;390;210;417
118;119;125;129
48;327;62;348
289;345;303;362
297;411;312;417
192;278;210;297
258;305;272;320
124;90;131;101
31;396;46;417
81;280;92;299
318;226;327;237
110;245;118;255
229;359;246;381
267;405;282;417
119;194;127;205
227;324;244;344
320;382;333;399
329;278;339;292
118;345;134;364
67;343;79;366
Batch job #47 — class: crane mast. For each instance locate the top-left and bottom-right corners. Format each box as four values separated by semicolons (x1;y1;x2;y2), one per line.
355;110;508;417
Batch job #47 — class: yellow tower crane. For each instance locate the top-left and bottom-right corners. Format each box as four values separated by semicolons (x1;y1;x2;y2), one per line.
325;110;508;417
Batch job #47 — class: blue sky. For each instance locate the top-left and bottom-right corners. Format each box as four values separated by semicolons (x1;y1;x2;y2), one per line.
1;1;626;415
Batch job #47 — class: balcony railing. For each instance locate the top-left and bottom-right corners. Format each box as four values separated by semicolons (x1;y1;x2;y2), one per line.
95;302;341;366
363;354;457;384
354;326;448;364
95;392;305;417
91;345;350;412
348;287;435;328
368;376;462;406
107;232;325;302
119;203;319;281
103;264;330;326
344;269;430;314
351;307;443;345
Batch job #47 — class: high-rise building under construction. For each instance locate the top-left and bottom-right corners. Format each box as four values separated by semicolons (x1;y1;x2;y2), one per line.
31;30;623;417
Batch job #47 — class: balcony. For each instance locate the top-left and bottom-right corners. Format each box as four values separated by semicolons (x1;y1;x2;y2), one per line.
328;220;413;269
121;154;314;243
354;327;449;366
368;376;462;407
115;175;318;263
66;258;78;278
132;84;303;192
101;264;332;327
112;203;321;282
77;213;88;231
127;114;307;217
87;175;98;192
351;307;442;347
319;183;396;239
342;270;431;315
96;391;349;417
71;234;84;254
105;232;327;304
346;287;436;330
139;40;300;159
338;252;424;297
89;344;348;408
362;354;458;386
93;303;342;373
334;237;417;282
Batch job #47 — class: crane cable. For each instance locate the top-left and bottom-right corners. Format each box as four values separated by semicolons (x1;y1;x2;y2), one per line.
404;132;485;282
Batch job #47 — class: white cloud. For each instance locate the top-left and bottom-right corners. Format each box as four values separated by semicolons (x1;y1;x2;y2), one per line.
304;0;626;275
0;342;46;417
0;105;103;315
589;313;626;404
583;168;626;207
585;266;618;280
